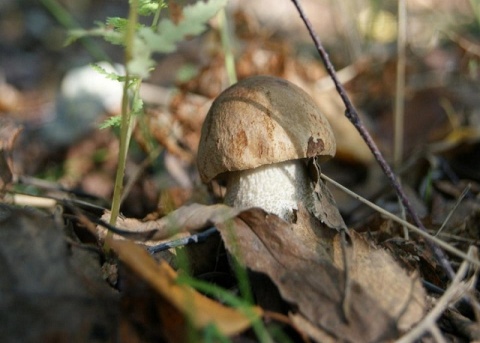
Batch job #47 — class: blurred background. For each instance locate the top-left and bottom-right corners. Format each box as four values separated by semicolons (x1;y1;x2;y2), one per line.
1;0;479;232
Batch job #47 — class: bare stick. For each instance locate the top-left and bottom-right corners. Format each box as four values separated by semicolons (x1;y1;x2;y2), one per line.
321;174;480;268
290;0;455;279
395;247;477;343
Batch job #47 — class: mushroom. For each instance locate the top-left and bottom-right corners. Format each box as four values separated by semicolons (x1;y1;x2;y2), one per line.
197;75;340;225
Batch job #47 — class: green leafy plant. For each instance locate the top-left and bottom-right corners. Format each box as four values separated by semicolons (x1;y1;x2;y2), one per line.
66;2;277;340
68;0;227;228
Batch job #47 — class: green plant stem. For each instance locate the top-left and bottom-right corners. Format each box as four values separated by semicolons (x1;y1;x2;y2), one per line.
218;8;237;85
109;0;139;228
179;275;272;343
151;1;163;28
109;77;132;228
394;0;408;239
470;0;480;28
394;0;406;170
223;220;254;304
334;0;362;60
40;0;110;62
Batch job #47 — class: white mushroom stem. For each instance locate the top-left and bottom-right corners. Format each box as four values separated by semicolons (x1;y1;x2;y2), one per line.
224;160;315;222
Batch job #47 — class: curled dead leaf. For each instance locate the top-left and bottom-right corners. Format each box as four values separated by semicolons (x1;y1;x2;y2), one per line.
216;208;402;342
108;237;262;337
307;157;347;231
97;203;239;246
98;203;426;342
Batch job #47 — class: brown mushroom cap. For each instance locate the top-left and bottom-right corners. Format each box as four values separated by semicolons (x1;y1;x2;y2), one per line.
197;75;336;183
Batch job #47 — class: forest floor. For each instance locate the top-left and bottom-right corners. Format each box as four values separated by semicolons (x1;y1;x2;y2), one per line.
1;0;480;342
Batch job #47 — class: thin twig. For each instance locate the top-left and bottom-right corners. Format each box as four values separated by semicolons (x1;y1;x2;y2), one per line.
321;173;480;268
435;184;470;237
429;324;448;343
395;246;478;343
340;230;352;323
290;0;455;279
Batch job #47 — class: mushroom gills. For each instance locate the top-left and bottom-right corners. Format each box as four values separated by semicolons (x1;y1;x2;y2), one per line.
224;159;315;222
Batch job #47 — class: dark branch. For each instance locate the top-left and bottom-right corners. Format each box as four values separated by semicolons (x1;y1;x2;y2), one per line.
290;0;454;279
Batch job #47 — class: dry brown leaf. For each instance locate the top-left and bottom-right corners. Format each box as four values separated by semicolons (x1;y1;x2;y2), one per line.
108;237;261;337
217;208;400;342
307;158;347;231
333;230;426;331
98;203;239;245
102;203;426;341
0;83;21;112
289;313;337;343
0;117;23;190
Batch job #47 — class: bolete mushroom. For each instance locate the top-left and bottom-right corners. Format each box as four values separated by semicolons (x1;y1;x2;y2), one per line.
197;75;341;225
